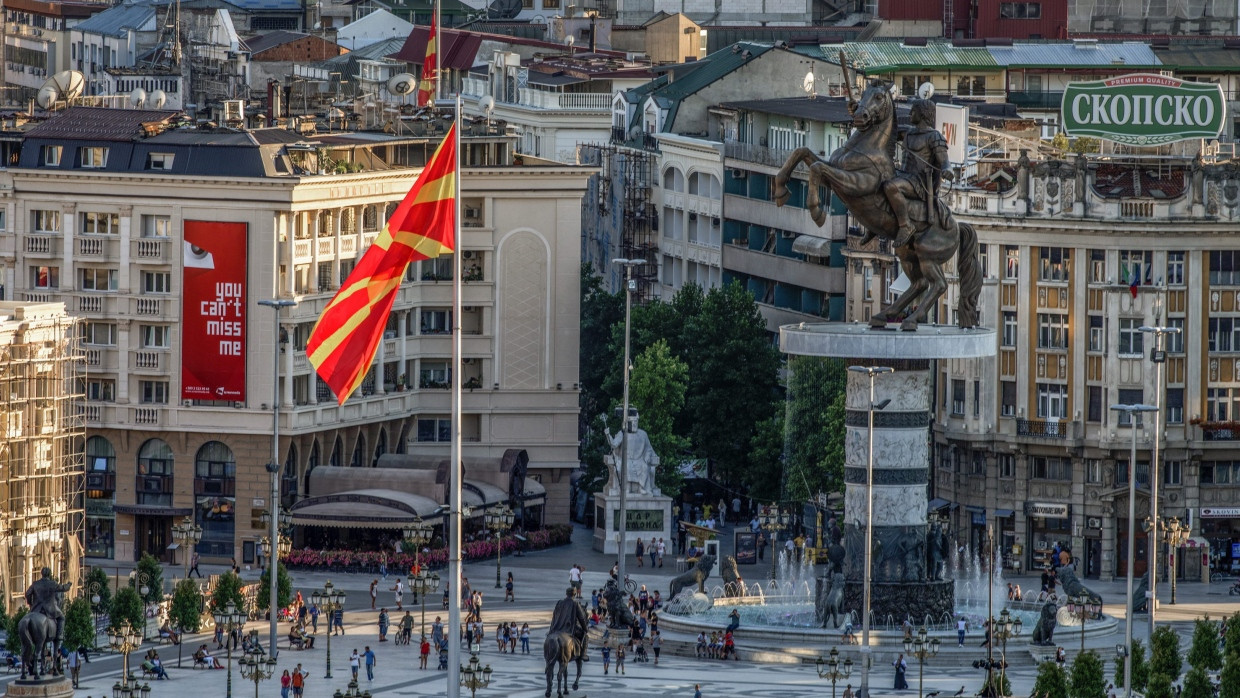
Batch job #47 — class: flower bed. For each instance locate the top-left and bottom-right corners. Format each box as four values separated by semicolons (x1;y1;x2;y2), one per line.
283;524;573;572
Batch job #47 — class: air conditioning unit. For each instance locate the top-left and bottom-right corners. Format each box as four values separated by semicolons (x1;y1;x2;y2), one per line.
182;399;192;407
233;401;244;408
463;358;477;365
781;230;797;239
730;168;747;179
462;250;476;259
464;207;480;218
688;212;697;221
1087;517;1101;529
711;217;720;227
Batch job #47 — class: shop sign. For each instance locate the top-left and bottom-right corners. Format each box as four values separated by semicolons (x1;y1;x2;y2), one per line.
1061;74;1226;146
1200;507;1240;518
1026;502;1069;518
85;499;115;517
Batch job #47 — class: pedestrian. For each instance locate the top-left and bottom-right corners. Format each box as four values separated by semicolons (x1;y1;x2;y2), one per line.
400;611;414;644
1056;646;1066;668
280;669;290;698
601;644;611;674
363;645;377;681
473;591;484;622
66;645;81;688
657;538;666;568
695;683;702;698
957;616;966;647
443;583;450;610
616;644;626;675
370;579;378;610
505;572;515;602
392;578;404;610
843;685;854;698
309;603;320;633
349;649;360;680
569;564;583;598
432;617;445;648
380;551;388;580
652;630;662;665
893;653;908;690
649;541;657;567
520;623;530;654
757;532;766;561
420;636;431;670
635;538;645;567
189;551;202;578
334;607;345;635
378;608;390;642
291;663;306;698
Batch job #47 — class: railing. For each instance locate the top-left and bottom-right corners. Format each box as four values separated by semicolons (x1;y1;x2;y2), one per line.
1017;419;1068;439
135;352;161;370
611;126;626;144
79;238;104;255
1120;200;1155;218
84;349;101;366
22;292;51;302
556;92;612;110
1201;424;1240;441
83;404;101;423
79;296;102;313
135;239;166;260
317;238;334;256
293;239;312;260
134;408;159;425
724;140;798;169
136;298;161;315
1006;91;1065;110
340;236;358;256
25;236;52;253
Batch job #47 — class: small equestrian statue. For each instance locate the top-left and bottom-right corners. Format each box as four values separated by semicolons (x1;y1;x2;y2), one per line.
19;567;71;681
544;588;588;697
775;62;981;332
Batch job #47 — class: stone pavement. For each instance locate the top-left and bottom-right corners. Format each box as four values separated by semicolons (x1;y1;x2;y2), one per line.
6;522;1239;698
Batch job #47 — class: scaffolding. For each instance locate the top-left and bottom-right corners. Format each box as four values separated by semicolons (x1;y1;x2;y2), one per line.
0;301;85;611
595;143;658;301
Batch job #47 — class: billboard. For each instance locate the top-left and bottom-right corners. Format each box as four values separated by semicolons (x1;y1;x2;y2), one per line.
1061;74;1226;146
935;103;969;166
181;221;247;401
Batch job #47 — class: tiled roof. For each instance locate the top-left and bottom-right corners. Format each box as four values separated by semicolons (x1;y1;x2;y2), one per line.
25;106;178;141
74;1;157;38
823;41;1001;74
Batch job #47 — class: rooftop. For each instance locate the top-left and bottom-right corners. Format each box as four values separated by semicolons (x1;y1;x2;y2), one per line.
25;106;179;141
73;0;159;38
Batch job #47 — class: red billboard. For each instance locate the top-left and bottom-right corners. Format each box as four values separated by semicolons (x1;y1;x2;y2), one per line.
181;221;247;402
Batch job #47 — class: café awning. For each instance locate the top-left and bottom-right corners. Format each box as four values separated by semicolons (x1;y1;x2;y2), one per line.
290;489;443;529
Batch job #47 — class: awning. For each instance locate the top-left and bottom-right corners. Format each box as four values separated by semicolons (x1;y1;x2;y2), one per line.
927;498;951;511
113;505;193;516
389;27;483;70
518;477;546;505
792;235;832;257
995;509;1015;518
463;480;508;507
965;505;985;514
290;489;444;529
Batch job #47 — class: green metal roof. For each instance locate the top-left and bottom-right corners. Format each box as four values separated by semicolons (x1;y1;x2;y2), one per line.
1153;43;1240;71
822;42;1001;74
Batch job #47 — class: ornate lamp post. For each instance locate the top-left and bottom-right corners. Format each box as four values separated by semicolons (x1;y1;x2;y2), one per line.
311;581;346;678
111;679;151;698
1067;592;1097;656
459;647;493;698
171;516;203;580
1111;402;1157;698
132;572;155;641
993;609;1022;695
758;504;791;582
815;646;854;698
333;680;373;698
1163;517;1189;605
107;622;144;693
1138;320;1178;640
212;601;247;698
402;516;434;603
409;569;441;640
238;647;278;698
906;626;941;698
484;505;514;589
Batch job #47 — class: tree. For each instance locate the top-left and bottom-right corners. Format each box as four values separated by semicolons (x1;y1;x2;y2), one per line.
1182;665;1215;698
210;571;246;614
578;263;623;424
626;339;689;497
979;671;1011;697
111;586;145;631
1150;625;1184;682
1146;672;1174;698
63;597;96;651
782;356;849;503
744;413;785;502
1069;650;1107;698
5;607;26;654
1115;638;1149;692
84;567;112;618
131;553;165;606
1221;652;1240;698
1188;616;1223;672
1226;612;1240;658
169;579;205;634
256;562;293;613
1031;660;1069;698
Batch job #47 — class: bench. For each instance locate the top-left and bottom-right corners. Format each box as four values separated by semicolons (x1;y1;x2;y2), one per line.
193;656;209;670
141;665;159;680
675;558;688;572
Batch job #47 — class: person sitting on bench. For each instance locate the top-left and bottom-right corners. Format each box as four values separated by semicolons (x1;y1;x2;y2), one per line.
159;622;180;645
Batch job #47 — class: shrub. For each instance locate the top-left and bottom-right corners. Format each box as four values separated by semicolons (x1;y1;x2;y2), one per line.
1031;660;1069;698
1069;650;1106;698
63;597;96;651
1188;616;1222;672
1150;625;1183;682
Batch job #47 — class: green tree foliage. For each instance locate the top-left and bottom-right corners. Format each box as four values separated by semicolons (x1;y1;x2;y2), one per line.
63;597;96;651
744;413;785;502
1150;625;1184;682
627;339;689;497
781;356;848;503
1182;666;1215;698
578;414;613;496
1188;616;1223;672
131;553;165;605
578;264;623;423
210;571;246;615
1226;612;1240;658
979;671;1012;697
1069;650;1107;698
1032;660;1069;698
5;607;27;654
1221;652;1240;698
84;567;112;617
256;562;293;613
168;579;204;633
1146;672;1174;698
110;587;145;631
1115;638;1149;691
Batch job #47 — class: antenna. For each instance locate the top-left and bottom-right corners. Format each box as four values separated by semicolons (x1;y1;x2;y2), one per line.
480;95;495;121
130;88;148;108
802;70;816;100
386;73;416;96
918;81;935;100
36;70;84;110
36;86;58;110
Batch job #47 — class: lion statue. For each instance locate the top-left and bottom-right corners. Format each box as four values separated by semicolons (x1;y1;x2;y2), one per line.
601;580;638;631
1057;565;1102;608
720;555;747;598
669;554;716;599
1031;601;1057;646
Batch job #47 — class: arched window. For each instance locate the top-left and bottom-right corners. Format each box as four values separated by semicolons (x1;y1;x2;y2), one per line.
194;441;236;557
330;436;342;466
373;429;387;467
280;443;298;508
86;436;115;472
137;438;173;506
350;433;367;467
304;440;320;495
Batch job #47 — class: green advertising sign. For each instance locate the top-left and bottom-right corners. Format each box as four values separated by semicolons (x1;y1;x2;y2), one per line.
1060;74;1226;146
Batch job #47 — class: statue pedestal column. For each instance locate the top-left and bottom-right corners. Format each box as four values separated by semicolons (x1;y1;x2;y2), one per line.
6;677;75;698
592;488;673;556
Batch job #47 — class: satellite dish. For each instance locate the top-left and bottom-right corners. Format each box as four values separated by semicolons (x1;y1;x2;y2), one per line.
47;70;85;101
36;86;59;109
532;14;546;23
802;70;816;99
480;95;495;116
386;73;416;96
150;89;167;109
130;88;147;107
918;81;935;100
566;35;574;47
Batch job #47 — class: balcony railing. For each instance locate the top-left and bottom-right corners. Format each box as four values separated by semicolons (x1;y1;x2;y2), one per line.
1017;419;1068;439
724;140;800;169
1007;90;1064;110
1201;423;1240;441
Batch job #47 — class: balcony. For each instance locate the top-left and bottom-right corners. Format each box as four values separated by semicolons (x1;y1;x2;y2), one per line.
22;292;52;303
1200;422;1240;441
133;407;160;425
78;237;105;256
24;235;60;256
293;238;312;262
317;238;335;257
1007;91;1064;110
135;298;163;316
132;351;166;371
133;238;169;263
724;140;804;169
1017;419;1069;439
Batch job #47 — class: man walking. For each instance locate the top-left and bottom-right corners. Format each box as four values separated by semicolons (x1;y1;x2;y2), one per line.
363;645;376;681
189;551;202;578
66;645;81;688
349;649;360;680
568;564;583;599
290;663;306;698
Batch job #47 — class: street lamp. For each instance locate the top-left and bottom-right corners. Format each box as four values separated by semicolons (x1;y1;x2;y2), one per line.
334;680;373;698
484;505;514;589
459;647;493;698
238;647;278;698
212;601;247;698
1163;517;1189;604
1138;321;1178;640
112;680;151;698
1111;402;1158;698
89;580;105;649
759;504;791;582
107;621;144;693
171;516;203;580
409;569;441;640
906;626;941;698
259;297;297;659
612;257;643;587
1067;592;1097;656
815;646;854;698
133;572;154;641
991;609;1022;696
311;580;346;678
847;364;894;698
402;516;434;603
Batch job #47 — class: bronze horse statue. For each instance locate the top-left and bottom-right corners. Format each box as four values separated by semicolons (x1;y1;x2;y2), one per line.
18;607;62;680
544;589;588;697
775;79;981;331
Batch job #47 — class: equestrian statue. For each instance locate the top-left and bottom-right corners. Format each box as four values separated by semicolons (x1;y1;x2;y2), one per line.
775;62;981;332
544;588;588;697
19;567;71;681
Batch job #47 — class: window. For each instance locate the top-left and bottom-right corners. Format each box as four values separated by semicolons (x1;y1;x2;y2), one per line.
80;146;108;168
1211;317;1240;352
973;380;981;417
1086;459;1103;484
1202;461;1240;485
1116;461;1150;487
86;435;116;471
140;325;170;349
1002;312;1018;347
521;0;533;7
863;264;874;301
1089;249;1106;283
81;212;119;234
1166;318;1185;353
1032;457;1072;481
339;259;355;285
139;380;170;404
416;417;452;442
318;262;333;291
1118;318;1144;356
1210;250;1240;285
1163;460;1182;486
32;209;60;233
1116;388;1144;425
79;267;118;291
1038;247;1070;281
1166;251;1185;286
41;145;61;166
419;361;450;388
542;0;558;7
998;454;1014;478
1000;1;1042;17
1207;387;1240;422
146;152;174;170
420;309;450;334
30;265;59;288
1120;250;1153;284
1004;246;1019;279
1089;315;1105;352
141;214;171;238
1038;313;1068;349
1166;387;1184;424
85;378;115;401
1037;383;1068;419
1001;381;1016;417
952;379;965;415
1088;385;1102;422
81;322;116;345
141;271;171;294
978;244;988;277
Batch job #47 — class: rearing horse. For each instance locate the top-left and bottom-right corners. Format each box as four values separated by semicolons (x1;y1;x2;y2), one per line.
775;79;981;331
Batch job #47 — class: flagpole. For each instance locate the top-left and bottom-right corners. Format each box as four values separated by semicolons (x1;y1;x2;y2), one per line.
434;0;442;102
446;97;463;698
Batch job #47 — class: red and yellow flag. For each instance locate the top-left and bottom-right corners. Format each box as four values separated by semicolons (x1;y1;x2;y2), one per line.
307;123;457;403
416;17;437;108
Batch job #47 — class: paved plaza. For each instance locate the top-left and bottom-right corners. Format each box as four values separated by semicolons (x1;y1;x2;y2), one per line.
8;524;1240;698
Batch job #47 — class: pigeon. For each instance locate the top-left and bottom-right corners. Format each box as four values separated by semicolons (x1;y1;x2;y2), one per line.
953;687;966;697
925;692;940;698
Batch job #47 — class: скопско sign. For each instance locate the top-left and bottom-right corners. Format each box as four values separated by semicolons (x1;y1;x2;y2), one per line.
1060;74;1226;146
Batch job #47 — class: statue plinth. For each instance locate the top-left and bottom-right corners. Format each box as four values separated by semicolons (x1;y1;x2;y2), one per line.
7;677;74;698
591;487;673;555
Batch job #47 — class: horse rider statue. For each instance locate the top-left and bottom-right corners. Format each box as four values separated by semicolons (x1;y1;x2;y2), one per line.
876;98;952;250
548;587;589;658
26;567;68;644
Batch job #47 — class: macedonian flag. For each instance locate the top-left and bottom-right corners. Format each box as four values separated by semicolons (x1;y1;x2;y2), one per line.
307;123;456;403
416;17;437;108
